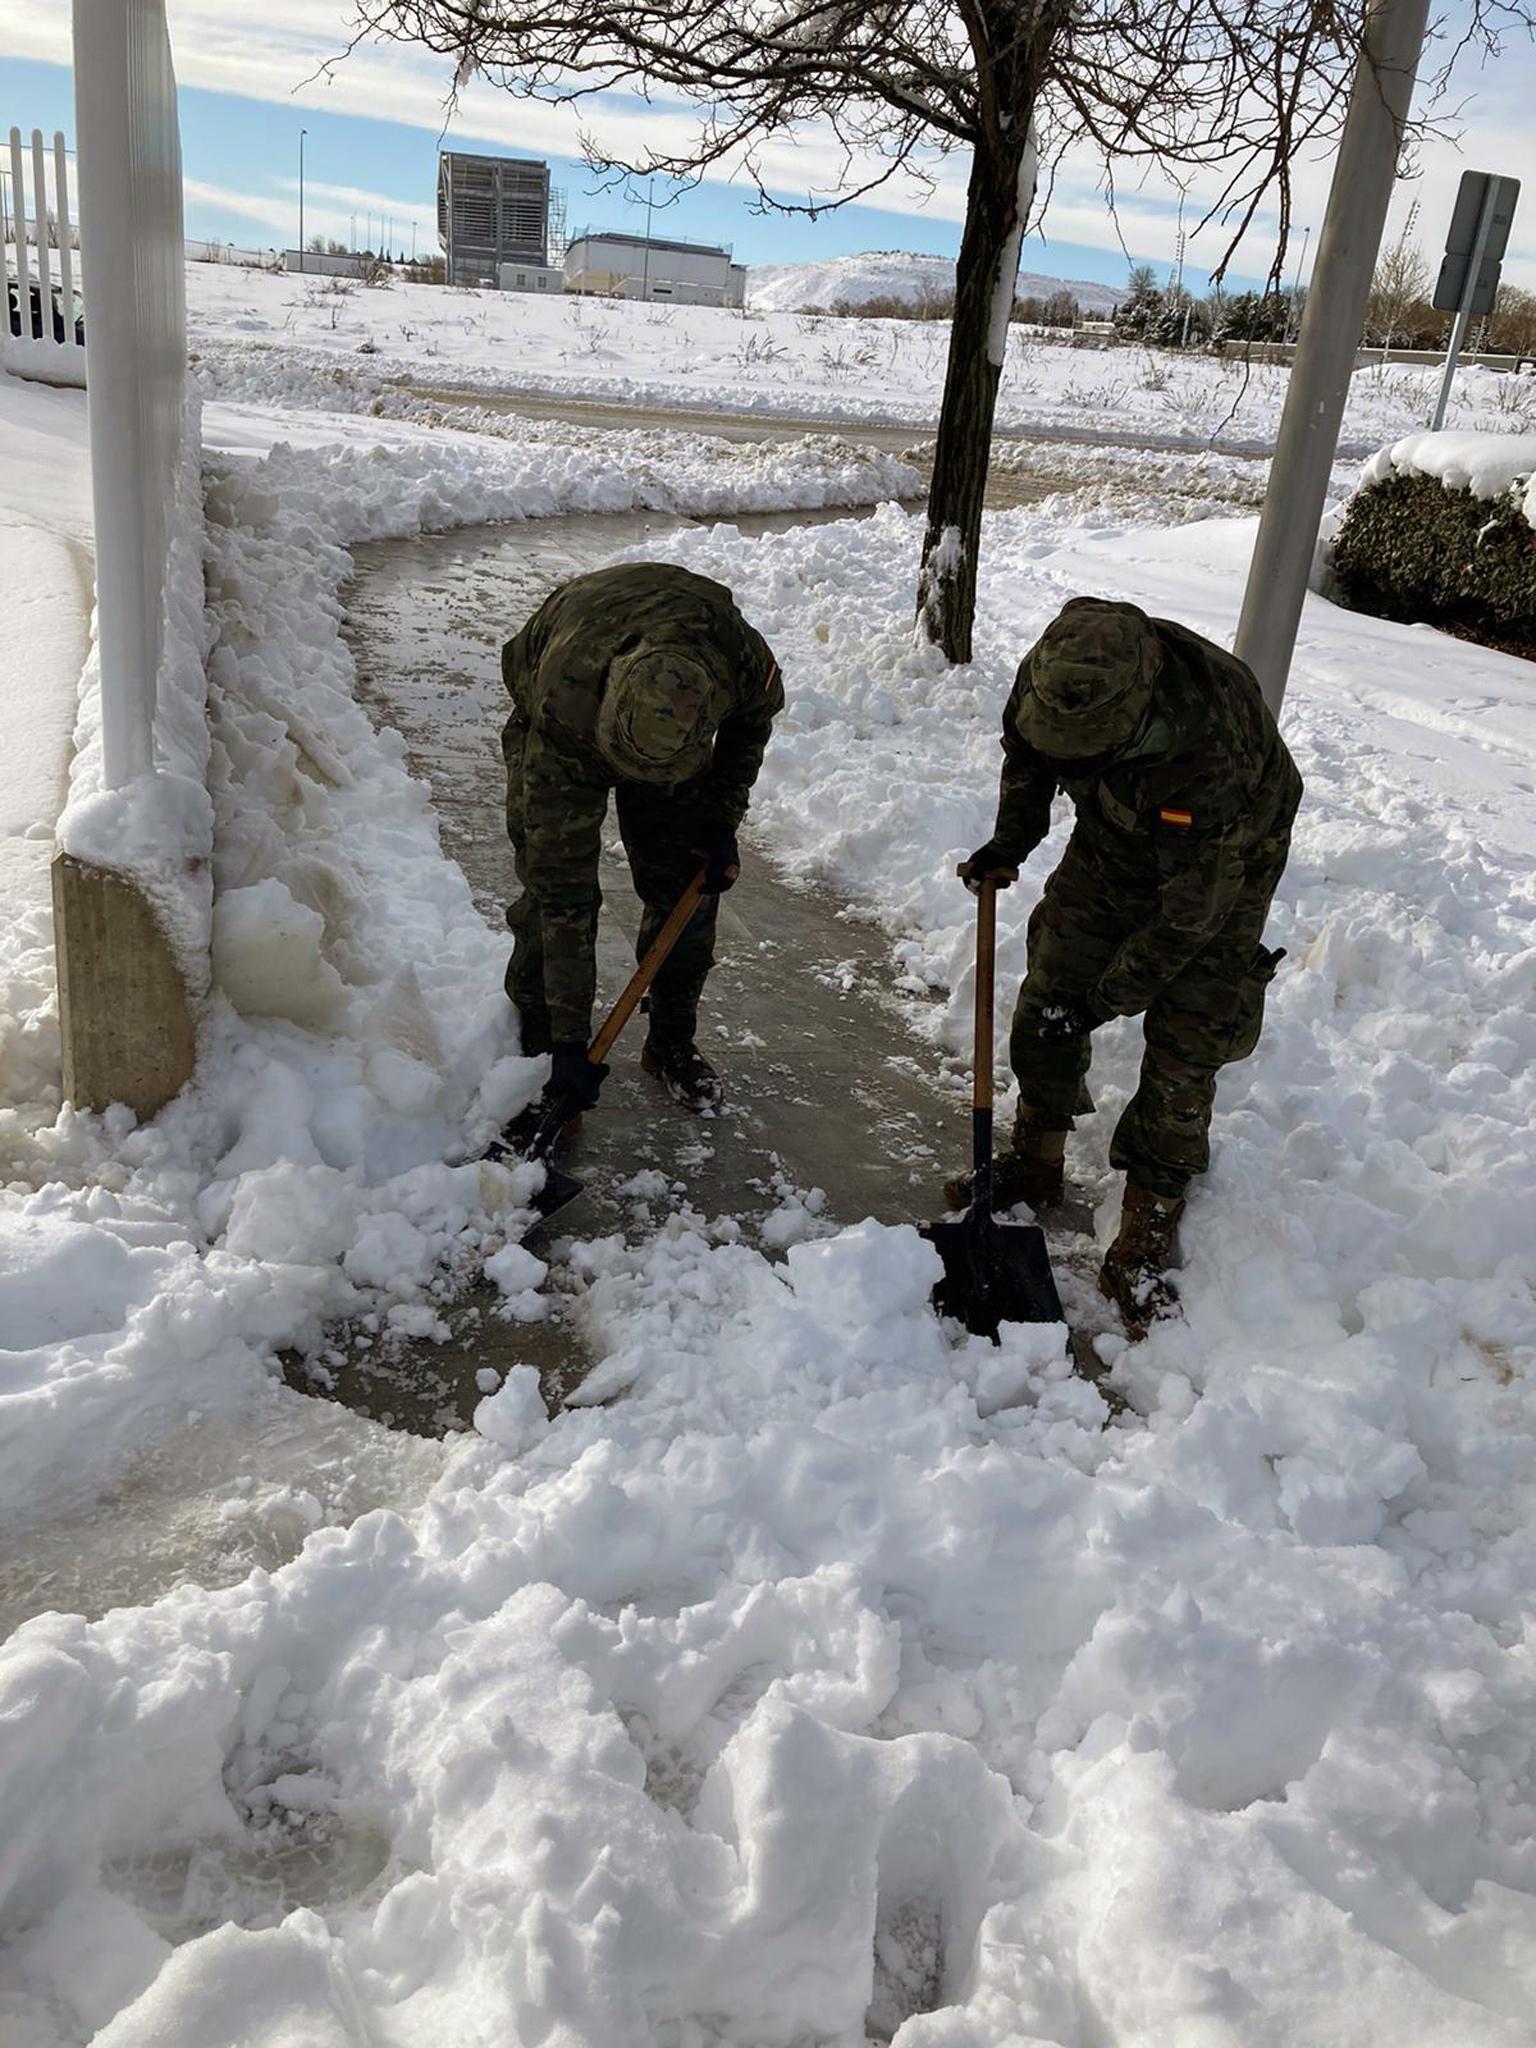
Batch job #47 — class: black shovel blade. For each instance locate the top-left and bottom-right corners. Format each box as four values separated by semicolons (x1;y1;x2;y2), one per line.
529;1162;584;1227
920;1209;1064;1341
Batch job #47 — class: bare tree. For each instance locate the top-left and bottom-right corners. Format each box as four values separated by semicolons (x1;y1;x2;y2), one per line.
343;0;1535;662
1364;229;1432;349
1488;282;1536;358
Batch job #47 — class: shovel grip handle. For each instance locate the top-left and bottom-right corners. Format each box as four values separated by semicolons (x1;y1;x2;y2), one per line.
588;864;711;1066
972;877;997;1114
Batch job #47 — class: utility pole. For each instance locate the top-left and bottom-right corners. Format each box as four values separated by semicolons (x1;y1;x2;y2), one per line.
298;128;307;270
641;178;654;300
1233;0;1429;716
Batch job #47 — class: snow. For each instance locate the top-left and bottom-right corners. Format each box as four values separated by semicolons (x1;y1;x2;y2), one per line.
4;323;1536;2043
747;248;1124;316
0;380;94;1118
184;260;1536;450
1359;429;1536;527
986;131;1039;372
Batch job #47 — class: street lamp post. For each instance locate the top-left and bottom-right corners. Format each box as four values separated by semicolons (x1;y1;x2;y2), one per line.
298;127;307;271
1284;226;1312;344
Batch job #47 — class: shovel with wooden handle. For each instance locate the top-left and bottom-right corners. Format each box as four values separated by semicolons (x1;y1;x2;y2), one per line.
488;864;713;1224
920;873;1064;1340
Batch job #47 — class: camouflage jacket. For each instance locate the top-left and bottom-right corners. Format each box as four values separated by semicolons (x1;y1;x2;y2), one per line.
991;616;1303;1018
502;563;783;1037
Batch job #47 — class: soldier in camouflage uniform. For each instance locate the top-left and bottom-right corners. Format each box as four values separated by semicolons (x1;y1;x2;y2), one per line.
952;595;1302;1332
502;561;783;1114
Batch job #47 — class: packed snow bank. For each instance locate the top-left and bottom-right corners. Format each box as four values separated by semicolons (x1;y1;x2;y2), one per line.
4;489;1536;2044
1357;430;1536;527
196;373;920;528
0;379;94;1118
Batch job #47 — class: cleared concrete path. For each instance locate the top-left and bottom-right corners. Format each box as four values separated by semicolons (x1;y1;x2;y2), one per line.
310;508;1113;1433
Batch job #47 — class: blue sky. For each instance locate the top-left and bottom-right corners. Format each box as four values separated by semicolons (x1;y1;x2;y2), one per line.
4;53;1159;290
5;5;1534;294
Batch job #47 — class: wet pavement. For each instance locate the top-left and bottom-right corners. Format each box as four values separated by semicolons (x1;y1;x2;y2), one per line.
302;504;1071;1435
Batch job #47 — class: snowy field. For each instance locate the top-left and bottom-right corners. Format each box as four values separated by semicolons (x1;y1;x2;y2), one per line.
186;259;1536;449
2;334;1536;2044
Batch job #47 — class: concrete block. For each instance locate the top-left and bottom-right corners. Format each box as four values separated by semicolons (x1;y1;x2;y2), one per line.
52;851;197;1117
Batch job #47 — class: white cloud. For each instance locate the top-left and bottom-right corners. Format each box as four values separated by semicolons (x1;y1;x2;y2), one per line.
6;0;1534;285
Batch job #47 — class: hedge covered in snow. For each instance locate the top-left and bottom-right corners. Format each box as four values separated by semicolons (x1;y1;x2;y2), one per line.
1330;431;1536;651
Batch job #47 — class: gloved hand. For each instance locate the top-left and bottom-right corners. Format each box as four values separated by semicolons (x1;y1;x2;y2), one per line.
1035;996;1109;1043
697;825;741;895
958;839;1021;892
548;1043;607;1113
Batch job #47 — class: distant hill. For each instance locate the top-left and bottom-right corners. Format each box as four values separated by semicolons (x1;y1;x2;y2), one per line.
746;250;1124;316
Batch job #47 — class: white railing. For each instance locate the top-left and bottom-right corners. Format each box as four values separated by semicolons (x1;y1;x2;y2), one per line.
3;127;85;388
71;0;188;790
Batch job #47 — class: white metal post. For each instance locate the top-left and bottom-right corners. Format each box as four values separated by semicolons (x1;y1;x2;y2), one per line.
8;129;30;327
72;0;187;789
53;131;74;322
1233;0;1429;716
30;129;54;332
1430;178;1500;430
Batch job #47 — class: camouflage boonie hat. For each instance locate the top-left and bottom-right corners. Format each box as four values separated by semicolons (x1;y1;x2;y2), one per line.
597;643;724;785
1014;597;1160;759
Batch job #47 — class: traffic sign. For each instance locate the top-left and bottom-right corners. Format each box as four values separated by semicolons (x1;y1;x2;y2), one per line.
1433;170;1520;315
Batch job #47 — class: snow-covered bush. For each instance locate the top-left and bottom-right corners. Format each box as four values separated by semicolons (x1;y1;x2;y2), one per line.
1331;431;1536;652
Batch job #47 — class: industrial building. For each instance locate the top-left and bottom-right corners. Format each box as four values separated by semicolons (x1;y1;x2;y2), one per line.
563;230;747;308
437;150;560;290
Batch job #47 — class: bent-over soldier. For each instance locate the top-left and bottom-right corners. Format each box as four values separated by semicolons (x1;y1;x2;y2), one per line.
953;595;1302;1332
501;561;783;1115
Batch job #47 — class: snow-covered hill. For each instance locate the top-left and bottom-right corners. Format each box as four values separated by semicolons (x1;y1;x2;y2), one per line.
747;248;1124;314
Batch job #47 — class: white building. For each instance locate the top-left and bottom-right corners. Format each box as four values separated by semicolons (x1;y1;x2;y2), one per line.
497;260;564;294
564;231;746;308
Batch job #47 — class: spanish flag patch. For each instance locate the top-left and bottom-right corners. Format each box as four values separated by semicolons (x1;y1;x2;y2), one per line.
1159;806;1193;829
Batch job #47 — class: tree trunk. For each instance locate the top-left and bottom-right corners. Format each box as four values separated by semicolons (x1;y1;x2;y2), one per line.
917;133;1034;665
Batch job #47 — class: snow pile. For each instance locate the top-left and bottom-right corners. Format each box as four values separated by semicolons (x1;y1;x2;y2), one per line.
1357;430;1536;528
0;436;551;1536
3;484;1536;2042
747;248;1123;315
195;373;920;527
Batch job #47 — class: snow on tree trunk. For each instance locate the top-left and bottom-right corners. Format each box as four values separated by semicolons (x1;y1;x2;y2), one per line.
917;127;1037;665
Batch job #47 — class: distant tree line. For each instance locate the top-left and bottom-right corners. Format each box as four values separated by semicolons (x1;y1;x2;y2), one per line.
1111;251;1536;357
805;285;1094;327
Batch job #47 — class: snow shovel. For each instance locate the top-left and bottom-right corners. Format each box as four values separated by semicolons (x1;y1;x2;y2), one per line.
489;864;713;1224
921;874;1064;1340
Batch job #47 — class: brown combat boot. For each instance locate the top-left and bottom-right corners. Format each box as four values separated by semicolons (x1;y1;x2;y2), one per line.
641;1032;724;1111
1099;1180;1185;1337
943;1119;1067;1213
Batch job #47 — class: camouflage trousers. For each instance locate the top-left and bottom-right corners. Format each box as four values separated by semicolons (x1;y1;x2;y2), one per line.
1008;825;1291;1199
505;763;719;1054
